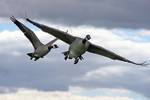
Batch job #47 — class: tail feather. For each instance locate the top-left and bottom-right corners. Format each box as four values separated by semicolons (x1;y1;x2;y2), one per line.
27;53;33;57
62;51;69;56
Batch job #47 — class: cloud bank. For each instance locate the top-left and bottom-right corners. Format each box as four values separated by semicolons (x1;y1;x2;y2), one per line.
0;24;150;98
0;88;148;100
0;0;150;28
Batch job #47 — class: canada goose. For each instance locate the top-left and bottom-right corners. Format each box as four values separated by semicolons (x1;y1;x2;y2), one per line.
10;16;58;61
26;18;148;65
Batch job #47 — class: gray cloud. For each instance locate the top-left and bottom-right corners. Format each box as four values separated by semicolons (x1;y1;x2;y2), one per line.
1;0;150;28
1;49;150;98
0;48;103;91
0;43;150;98
73;66;150;98
0;26;150;99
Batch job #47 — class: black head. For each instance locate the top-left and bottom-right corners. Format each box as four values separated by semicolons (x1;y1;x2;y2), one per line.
53;44;58;48
86;34;91;40
48;44;58;50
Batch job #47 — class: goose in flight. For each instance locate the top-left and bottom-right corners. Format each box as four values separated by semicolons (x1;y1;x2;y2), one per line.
26;18;148;65
10;16;58;61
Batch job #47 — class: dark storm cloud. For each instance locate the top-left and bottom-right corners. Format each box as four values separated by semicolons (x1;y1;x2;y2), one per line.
1;0;150;28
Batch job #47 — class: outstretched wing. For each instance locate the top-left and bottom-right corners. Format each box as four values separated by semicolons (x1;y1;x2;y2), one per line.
87;43;148;66
26;18;76;45
10;16;43;49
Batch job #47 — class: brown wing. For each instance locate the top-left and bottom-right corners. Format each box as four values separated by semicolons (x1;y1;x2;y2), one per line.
87;43;148;66
26;18;76;45
10;16;43;49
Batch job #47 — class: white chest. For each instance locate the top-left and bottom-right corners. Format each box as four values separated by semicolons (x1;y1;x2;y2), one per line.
35;45;49;57
69;38;90;58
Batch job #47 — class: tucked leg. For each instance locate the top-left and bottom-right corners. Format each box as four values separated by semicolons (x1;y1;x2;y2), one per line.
74;58;79;64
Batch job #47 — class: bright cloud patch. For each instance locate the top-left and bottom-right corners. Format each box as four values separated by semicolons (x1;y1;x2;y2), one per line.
0;87;149;100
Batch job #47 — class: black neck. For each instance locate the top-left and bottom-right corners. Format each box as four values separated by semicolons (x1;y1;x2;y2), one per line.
48;46;53;51
82;39;87;44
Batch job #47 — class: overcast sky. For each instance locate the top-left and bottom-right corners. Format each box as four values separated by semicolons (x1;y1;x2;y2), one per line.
0;0;150;100
1;0;150;28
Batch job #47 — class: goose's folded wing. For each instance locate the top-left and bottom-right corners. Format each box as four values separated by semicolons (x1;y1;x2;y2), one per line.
26;18;76;44
10;16;43;49
87;43;148;66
